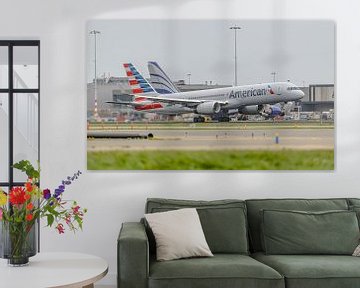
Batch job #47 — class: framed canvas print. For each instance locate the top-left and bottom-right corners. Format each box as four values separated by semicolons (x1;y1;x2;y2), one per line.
86;19;334;170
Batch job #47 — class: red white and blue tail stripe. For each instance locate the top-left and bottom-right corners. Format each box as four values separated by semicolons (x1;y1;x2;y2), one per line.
123;63;156;95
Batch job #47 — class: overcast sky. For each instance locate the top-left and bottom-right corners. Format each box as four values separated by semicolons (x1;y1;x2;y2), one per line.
87;19;335;86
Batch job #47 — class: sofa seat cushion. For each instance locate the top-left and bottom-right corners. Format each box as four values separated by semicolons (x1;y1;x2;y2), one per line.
149;254;284;288
252;252;360;288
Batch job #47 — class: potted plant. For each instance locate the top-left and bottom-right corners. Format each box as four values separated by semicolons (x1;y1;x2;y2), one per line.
0;160;86;266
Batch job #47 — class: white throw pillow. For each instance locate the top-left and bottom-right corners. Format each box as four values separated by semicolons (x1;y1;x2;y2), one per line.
145;208;213;261
353;244;360;256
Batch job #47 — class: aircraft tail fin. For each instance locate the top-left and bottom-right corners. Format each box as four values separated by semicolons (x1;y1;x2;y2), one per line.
123;63;156;95
148;61;179;94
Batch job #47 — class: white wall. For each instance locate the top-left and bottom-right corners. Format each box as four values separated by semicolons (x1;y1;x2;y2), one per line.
1;0;360;285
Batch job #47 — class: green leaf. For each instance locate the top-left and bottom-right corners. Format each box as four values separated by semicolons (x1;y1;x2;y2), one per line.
46;205;60;217
75;216;83;230
13;160;40;180
47;214;54;227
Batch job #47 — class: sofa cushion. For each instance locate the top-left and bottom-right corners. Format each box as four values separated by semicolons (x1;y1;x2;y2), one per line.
145;208;213;261
261;209;359;255
149;254;284;288
146;198;249;254
246;198;349;252
252;252;360;288
347;198;360;207
347;199;360;229
348;205;360;228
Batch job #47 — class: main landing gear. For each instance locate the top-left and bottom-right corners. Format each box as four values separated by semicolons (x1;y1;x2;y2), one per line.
193;116;206;123
193;115;231;122
217;116;230;122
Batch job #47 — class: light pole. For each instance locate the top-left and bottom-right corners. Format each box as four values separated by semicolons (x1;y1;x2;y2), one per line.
271;72;276;82
187;73;191;85
230;25;241;86
89;30;101;119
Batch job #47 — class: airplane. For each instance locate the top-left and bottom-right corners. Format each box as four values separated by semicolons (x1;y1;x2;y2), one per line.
147;61;297;121
107;63;304;122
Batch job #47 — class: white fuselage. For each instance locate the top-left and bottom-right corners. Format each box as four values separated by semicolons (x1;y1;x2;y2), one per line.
135;82;304;115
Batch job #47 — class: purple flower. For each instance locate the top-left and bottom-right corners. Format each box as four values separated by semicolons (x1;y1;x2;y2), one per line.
54;189;63;198
43;189;51;200
54;171;82;199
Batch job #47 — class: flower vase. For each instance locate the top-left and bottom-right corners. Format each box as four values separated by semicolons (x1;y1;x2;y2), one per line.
0;221;37;266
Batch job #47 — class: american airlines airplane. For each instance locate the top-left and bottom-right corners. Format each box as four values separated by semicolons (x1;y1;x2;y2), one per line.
147;61;297;121
107;63;304;122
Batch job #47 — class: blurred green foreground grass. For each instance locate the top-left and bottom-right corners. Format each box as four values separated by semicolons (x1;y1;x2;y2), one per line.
87;149;334;170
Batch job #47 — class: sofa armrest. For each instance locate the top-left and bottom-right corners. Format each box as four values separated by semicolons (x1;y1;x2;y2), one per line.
118;222;149;288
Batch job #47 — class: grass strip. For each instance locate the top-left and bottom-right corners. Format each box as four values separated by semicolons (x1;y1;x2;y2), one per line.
87;149;334;170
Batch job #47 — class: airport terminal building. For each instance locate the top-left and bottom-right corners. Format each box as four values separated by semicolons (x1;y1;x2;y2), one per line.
87;77;334;120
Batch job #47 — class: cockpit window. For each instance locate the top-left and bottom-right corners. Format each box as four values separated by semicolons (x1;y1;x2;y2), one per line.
287;86;301;91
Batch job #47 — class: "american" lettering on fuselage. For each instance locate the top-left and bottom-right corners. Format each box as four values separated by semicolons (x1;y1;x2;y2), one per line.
228;88;267;99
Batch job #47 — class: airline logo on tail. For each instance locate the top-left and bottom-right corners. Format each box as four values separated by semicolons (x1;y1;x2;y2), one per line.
123;63;156;94
123;63;163;110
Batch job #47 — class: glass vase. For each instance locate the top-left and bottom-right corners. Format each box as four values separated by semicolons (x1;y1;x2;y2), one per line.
0;220;37;266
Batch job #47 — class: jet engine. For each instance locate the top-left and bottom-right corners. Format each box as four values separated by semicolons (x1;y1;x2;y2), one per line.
196;102;221;114
239;105;285;117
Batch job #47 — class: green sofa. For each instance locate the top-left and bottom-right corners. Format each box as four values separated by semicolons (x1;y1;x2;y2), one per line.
118;198;360;288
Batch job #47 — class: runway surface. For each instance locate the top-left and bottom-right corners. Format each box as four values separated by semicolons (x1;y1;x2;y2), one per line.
87;128;334;151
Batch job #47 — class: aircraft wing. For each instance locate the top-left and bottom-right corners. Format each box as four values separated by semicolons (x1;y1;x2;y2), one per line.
106;101;145;107
137;95;228;107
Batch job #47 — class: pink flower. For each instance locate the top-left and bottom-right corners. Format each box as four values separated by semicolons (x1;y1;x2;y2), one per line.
72;205;80;215
65;214;71;225
0;208;3;220
56;223;65;234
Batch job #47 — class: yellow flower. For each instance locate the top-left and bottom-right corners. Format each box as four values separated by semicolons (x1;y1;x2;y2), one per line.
0;190;7;206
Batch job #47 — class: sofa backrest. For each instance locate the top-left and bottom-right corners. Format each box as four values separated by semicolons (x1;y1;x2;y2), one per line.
348;198;360;207
245;198;349;252
145;198;249;255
